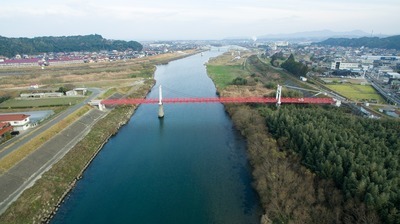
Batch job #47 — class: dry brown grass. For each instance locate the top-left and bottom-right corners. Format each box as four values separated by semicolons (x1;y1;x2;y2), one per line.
221;84;275;98
0;50;199;90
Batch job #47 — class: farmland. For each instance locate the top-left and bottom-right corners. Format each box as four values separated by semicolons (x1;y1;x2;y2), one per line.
0;97;84;108
326;83;385;103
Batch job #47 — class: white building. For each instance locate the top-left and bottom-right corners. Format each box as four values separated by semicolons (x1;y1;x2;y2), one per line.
387;72;400;79
0;114;31;131
66;90;78;96
74;88;88;95
331;61;360;70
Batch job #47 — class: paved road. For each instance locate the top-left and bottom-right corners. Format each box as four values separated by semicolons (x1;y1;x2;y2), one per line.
0;108;107;214
0;88;101;160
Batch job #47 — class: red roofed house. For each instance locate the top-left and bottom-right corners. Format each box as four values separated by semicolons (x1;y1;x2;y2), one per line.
0;114;31;131
0;122;13;138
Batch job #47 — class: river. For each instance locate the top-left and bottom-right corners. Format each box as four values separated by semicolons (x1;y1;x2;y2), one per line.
51;47;262;224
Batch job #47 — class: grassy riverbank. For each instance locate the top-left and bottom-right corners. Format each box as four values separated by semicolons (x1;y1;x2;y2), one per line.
206;50;381;223
0;79;154;223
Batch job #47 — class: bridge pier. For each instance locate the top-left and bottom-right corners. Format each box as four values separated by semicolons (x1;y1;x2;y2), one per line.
158;104;164;118
158;85;164;118
98;103;105;111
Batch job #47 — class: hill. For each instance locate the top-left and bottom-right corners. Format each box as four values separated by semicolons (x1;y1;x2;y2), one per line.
0;34;142;58
257;30;372;42
318;35;400;50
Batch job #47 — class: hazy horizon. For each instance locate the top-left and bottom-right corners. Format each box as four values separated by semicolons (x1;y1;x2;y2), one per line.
1;0;399;41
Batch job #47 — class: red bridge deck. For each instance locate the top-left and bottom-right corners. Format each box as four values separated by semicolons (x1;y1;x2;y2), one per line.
101;97;335;105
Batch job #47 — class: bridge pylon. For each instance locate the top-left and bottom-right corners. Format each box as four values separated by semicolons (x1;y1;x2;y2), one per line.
158;85;164;118
276;84;282;106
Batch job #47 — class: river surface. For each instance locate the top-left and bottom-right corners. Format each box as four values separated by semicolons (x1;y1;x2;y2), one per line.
51;48;262;224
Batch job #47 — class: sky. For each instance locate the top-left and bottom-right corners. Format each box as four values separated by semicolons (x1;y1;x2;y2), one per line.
1;0;399;40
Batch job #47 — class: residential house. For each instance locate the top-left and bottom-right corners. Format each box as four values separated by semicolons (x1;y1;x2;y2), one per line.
0;122;13;138
0;114;31;131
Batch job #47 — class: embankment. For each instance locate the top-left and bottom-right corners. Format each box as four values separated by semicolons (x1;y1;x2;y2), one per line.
207;51;380;223
0;79;155;224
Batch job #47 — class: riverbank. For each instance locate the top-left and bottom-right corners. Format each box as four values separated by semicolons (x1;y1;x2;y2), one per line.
0;50;204;223
206;50;381;223
0;79;154;223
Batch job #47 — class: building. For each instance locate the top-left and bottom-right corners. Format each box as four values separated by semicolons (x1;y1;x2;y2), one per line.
0;114;31;131
20;92;63;98
0;122;13;138
331;61;360;70
65;90;78;96
74;88;87;95
387;72;400;79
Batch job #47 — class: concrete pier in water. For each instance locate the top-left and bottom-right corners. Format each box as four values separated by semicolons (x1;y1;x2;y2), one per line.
158;85;164;118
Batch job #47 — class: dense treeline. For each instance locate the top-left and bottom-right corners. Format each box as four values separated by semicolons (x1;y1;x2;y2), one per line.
208;52;383;223
281;54;308;77
263;105;400;223
318;35;400;50
0;34;142;58
227;104;380;223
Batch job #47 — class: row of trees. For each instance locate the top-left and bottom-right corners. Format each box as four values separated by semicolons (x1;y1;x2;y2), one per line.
262;105;400;223
0;34;143;58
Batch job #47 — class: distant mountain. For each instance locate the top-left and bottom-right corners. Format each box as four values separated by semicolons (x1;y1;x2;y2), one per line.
257;30;374;41
0;34;143;58
318;35;400;50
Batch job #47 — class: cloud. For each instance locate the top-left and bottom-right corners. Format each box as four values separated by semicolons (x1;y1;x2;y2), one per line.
0;0;399;39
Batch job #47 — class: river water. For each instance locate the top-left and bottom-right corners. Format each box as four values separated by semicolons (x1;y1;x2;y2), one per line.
51;48;262;224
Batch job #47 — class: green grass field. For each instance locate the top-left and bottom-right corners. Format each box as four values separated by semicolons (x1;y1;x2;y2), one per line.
0;97;84;108
206;65;244;89
326;84;385;103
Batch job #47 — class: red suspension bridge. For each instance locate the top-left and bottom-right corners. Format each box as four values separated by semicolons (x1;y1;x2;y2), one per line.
100;85;338;107
97;85;340;118
101;96;335;105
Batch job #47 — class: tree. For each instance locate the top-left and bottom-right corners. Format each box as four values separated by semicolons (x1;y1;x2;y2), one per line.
281;54;308;77
232;77;247;85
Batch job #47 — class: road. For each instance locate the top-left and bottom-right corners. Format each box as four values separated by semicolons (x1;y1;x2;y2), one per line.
0;108;107;214
0;88;102;160
368;79;400;106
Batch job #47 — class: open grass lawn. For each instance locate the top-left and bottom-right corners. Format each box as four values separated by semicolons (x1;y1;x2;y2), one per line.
206;51;250;89
0;97;84;108
326;84;385;103
206;65;245;89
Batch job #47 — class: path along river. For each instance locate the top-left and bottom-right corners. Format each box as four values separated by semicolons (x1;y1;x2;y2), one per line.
51;47;262;224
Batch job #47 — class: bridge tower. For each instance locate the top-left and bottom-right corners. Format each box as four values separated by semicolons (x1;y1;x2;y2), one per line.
276;84;282;106
158;85;164;118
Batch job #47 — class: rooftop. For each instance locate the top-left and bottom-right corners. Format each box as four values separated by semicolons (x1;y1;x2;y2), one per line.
0;114;30;122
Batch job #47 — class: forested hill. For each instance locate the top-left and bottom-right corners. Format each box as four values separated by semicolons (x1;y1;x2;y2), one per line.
318;35;400;50
0;34;143;58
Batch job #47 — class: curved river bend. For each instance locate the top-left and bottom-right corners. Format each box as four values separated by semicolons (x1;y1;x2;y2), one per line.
51;48;262;224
